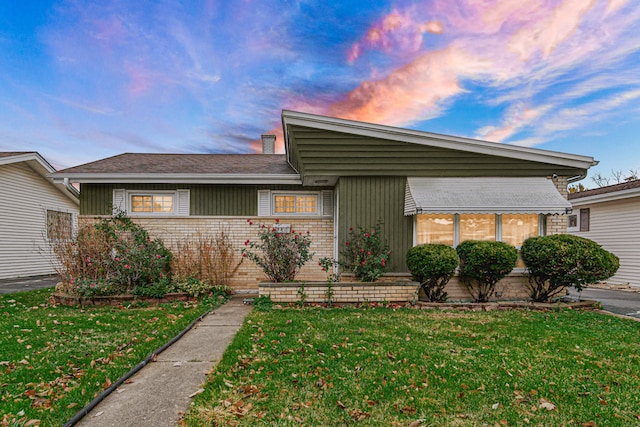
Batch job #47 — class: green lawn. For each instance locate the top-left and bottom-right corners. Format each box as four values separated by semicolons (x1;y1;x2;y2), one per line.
0;287;227;426
183;306;640;426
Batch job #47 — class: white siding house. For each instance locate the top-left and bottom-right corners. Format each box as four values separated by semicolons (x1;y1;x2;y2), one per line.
568;180;640;288
0;152;79;280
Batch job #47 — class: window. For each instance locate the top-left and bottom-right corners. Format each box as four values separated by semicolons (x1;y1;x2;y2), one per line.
130;194;174;213
273;193;319;215
579;208;590;232
47;210;73;240
416;214;454;245
416;213;543;247
459;214;496;242
501;214;540;247
257;190;332;217
113;189;190;216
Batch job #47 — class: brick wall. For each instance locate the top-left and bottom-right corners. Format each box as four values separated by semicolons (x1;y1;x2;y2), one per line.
79;216;334;290
260;281;419;303
546;175;569;235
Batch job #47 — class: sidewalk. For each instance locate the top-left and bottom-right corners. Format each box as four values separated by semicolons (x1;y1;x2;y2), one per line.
76;297;252;427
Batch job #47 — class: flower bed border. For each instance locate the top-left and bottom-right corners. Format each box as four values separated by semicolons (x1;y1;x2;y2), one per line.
414;299;600;311
52;292;195;307
259;281;419;303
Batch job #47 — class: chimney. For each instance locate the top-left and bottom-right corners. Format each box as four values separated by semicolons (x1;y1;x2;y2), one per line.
261;134;276;154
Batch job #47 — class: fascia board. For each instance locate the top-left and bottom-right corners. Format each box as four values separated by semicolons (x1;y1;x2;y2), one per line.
0;152;55;172
282;110;597;170
570;187;640;205
50;173;303;185
2;153;79;203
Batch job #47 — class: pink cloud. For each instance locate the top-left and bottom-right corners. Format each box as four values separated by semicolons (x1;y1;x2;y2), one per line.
477;104;549;142
325;0;632;147
347;9;445;62
508;0;598;61
332;46;491;125
606;0;628;13
125;63;153;97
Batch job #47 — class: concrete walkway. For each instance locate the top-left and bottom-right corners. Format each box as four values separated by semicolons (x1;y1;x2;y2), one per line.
76;298;252;427
0;275;58;294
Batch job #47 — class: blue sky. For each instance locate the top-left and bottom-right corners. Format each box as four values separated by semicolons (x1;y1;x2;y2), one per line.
1;0;639;187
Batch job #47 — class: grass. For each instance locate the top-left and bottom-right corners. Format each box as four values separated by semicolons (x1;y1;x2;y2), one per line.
183;306;640;426
0;287;227;426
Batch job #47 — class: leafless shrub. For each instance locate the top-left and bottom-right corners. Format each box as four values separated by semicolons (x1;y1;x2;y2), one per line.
171;229;242;287
47;223;114;288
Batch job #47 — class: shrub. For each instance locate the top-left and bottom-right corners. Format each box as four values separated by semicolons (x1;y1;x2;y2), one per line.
521;234;620;302
242;219;314;282
173;277;227;299
50;212;172;297
341;223;390;282
406;244;459;302
171;230;242;287
456;240;518;303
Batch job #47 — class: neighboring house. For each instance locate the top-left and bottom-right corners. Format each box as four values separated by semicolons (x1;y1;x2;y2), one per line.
568;180;640;288
50;111;596;291
0;152;79;280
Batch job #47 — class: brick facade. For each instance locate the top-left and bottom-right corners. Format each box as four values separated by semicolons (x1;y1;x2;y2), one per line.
260;281;420;303
79;216;333;290
546;175;569;235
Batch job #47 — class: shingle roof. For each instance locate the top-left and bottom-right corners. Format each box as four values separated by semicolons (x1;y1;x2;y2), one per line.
56;153;297;175
0;151;36;158
569;179;640;200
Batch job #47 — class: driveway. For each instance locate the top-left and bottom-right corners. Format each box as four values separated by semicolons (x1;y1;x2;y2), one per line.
0;275;58;294
566;287;640;319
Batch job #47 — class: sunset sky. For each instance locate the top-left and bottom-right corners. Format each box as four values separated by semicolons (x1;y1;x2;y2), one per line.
1;0;639;187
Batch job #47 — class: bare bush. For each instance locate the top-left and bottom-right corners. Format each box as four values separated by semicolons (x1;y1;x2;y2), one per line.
171;230;242;287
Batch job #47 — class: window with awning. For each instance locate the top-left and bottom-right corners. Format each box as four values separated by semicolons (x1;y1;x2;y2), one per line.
406;177;569;266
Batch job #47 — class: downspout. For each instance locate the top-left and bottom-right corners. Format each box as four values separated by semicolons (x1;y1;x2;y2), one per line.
568;160;599;184
567;172;588;184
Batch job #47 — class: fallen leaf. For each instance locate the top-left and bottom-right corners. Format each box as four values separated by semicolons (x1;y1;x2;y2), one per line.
337;400;346;409
102;378;112;389
189;388;204;398
539;398;556;411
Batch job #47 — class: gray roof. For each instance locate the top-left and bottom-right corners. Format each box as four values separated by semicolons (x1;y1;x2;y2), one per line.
57;153;296;175
0;151;37;158
405;177;571;215
51;153;301;184
569;179;640;200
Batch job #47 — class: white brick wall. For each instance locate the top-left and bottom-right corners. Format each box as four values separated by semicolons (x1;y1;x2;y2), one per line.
80;216;334;290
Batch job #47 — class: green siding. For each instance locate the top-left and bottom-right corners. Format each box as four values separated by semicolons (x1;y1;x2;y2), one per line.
80;183;324;216
289;126;585;178
338;177;413;273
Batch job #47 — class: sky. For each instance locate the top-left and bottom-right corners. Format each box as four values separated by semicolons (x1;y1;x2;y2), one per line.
1;0;639;188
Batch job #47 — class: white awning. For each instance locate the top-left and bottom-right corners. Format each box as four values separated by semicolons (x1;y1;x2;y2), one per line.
404;177;571;216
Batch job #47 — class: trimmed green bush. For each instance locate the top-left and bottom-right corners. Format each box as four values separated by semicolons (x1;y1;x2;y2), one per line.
521;234;620;302
456;240;518;303
406;244;459;302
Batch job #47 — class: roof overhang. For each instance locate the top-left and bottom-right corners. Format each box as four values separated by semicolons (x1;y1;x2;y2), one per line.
570;186;640;206
404;177;571;215
50;173;302;185
282;110;598;177
2;152;79;203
